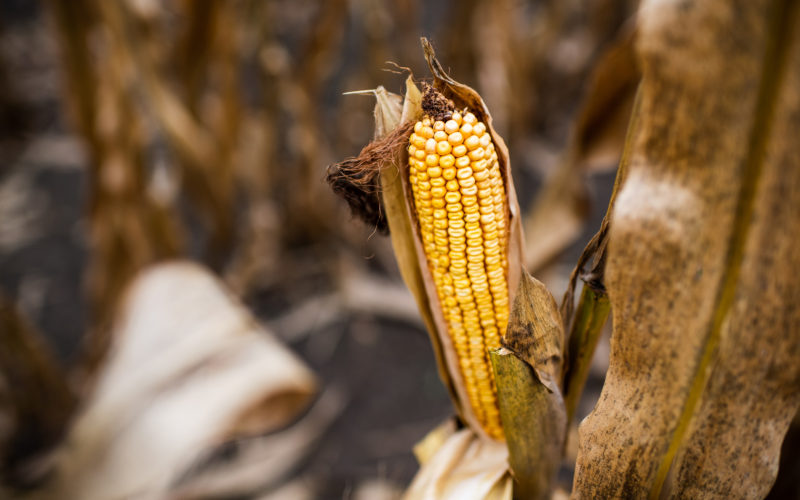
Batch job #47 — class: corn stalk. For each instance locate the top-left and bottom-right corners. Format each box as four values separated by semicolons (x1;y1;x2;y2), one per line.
572;0;800;497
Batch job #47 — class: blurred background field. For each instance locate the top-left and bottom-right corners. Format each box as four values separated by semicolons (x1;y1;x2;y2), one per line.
0;0;636;497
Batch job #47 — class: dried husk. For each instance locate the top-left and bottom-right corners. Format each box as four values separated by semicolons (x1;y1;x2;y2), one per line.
573;0;800;498
403;427;511;500
491;271;567;500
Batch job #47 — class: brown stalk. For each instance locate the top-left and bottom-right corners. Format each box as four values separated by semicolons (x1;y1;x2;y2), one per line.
0;297;76;490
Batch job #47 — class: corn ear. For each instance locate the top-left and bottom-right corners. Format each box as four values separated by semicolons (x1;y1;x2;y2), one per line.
329;40;526;442
394;40;526;441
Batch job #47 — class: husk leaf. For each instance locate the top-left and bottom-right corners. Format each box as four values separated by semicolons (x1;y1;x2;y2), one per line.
372;86;403;139
491;348;564;500
375;77;463;417
403;427;511;500
501;271;564;394
491;272;567;500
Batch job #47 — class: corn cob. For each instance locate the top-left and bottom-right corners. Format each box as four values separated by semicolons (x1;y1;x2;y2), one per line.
408;110;509;440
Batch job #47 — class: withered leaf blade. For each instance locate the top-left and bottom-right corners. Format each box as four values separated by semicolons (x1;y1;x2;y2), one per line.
560;85;642;429
561;285;610;427
502;271;564;393
573;0;800;498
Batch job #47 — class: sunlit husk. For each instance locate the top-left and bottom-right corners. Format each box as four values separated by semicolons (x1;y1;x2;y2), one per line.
377;42;525;441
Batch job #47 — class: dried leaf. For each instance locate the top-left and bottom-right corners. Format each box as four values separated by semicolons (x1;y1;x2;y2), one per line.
502;271;564;393
374;86;403;138
559;85;643;429
45;262;316;499
172;388;345;499
573;1;800;498
559;84;640;334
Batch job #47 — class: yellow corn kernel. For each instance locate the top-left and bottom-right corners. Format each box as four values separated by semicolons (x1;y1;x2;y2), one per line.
407;111;510;440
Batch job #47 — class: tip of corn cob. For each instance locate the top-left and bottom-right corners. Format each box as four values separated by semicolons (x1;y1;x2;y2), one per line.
420;82;456;122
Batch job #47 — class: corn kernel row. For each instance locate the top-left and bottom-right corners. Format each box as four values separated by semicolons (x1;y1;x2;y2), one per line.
408;110;509;439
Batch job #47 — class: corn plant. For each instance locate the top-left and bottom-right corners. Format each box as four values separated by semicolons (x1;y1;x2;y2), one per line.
329;0;800;491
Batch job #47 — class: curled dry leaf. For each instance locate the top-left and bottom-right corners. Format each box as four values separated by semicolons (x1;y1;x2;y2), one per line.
42;262;316;500
172;388;345;499
573;0;800;498
501;271;564;392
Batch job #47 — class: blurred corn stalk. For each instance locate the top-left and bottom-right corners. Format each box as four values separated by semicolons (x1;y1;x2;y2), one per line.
45;0;360;374
49;0;183;373
48;0;248;374
0;298;76;492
